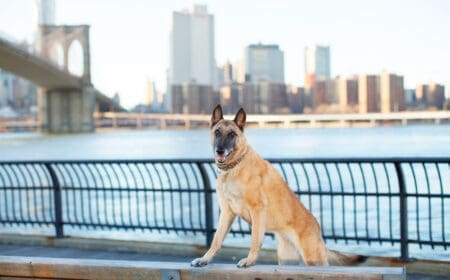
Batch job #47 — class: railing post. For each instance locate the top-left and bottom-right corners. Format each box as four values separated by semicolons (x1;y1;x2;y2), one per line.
45;163;64;238
197;162;214;247
394;162;409;261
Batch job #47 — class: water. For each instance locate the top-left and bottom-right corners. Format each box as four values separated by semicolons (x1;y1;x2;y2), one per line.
0;125;449;261
1;125;450;160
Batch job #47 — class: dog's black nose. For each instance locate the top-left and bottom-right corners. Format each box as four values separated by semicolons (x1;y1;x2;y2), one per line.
216;149;225;155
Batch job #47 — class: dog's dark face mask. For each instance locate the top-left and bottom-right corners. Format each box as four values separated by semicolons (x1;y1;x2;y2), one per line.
213;127;238;163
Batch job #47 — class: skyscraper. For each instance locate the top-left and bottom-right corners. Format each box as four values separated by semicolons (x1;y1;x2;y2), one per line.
245;43;284;83
337;76;358;112
380;71;405;113
146;79;159;110
168;4;216;112
169;5;215;86
222;61;233;84
358;75;380;113
305;45;330;88
416;83;445;110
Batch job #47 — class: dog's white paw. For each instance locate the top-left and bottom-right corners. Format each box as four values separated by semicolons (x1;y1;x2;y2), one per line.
191;257;209;267
236;257;255;268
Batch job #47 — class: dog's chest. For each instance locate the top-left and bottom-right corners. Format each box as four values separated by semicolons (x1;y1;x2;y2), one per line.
220;180;246;215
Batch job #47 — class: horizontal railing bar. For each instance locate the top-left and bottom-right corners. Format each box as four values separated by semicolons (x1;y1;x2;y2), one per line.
59;187;204;192
0;220;53;224
0;186;52;190
1;187;448;198
322;236;401;243
296;191;397;196
228;231;403;244
295;191;450;198
62;223;205;232
0;157;448;165
407;240;450;246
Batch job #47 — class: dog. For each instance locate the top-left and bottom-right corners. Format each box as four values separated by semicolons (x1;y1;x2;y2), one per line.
191;105;366;268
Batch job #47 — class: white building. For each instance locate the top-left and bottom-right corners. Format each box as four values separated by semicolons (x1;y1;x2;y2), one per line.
305;45;330;88
245;43;284;83
169;5;215;85
168;4;216;112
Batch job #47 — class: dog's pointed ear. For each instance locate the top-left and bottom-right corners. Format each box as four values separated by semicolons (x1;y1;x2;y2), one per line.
233;108;246;131
211;104;223;128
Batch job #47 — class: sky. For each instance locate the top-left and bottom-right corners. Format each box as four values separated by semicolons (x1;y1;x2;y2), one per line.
0;0;449;109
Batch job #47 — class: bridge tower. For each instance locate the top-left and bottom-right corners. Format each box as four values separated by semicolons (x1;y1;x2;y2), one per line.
37;25;94;133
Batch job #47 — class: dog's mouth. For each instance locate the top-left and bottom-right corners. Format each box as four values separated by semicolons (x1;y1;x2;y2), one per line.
216;150;233;164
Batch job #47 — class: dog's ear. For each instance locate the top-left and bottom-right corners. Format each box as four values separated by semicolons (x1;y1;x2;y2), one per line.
211;104;223;128
233;108;246;131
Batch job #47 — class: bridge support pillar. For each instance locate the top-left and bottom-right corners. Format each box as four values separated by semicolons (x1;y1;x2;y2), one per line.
39;86;95;133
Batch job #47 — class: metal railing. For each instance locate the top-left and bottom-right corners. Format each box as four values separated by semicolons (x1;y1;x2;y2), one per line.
0;158;449;261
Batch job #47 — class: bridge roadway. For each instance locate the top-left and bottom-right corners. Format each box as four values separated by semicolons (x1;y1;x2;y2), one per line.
0;36;82;88
94;111;450;129
0;35;124;133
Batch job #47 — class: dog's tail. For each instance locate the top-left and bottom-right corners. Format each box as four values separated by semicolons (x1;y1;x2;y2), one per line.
326;249;368;266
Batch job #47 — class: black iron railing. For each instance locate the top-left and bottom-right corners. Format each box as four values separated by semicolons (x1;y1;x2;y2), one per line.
0;158;449;261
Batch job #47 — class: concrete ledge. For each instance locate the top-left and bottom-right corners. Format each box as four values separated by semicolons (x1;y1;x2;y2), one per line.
1;234;449;277
0;256;405;280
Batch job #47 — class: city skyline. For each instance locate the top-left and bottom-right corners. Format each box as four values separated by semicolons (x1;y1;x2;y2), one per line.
0;0;449;108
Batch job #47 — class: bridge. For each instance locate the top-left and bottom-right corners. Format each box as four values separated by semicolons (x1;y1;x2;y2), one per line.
0;25;124;133
93;110;450;129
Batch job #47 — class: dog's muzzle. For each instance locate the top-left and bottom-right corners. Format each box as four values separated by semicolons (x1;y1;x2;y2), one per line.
215;148;231;163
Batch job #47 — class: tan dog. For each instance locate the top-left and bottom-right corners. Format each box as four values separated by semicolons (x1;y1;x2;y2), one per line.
191;105;365;268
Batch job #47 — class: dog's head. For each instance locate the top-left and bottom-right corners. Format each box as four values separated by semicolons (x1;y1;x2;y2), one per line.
210;104;247;165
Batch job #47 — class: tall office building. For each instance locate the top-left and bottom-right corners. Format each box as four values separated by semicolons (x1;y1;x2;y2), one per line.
404;89;416;107
337;76;358;112
222;61;233;84
234;59;246;83
380;71;405;113
312;79;338;111
305;45;330;88
287;86;305;113
146;79;161;110
245;43;284;83
169;5;215;85
358;75;380;113
168;5;216;112
416;83;445;110
171;83;218;114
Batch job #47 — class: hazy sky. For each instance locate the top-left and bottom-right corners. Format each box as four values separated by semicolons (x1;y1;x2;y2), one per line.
1;0;449;108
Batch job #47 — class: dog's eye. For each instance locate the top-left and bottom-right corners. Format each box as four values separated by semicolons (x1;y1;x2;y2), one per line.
214;129;221;136
229;131;237;138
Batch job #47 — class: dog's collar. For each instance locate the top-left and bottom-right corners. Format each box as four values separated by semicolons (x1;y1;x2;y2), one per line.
216;146;248;173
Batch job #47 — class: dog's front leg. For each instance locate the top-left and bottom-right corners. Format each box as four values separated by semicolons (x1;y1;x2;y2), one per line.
237;207;266;268
191;207;236;267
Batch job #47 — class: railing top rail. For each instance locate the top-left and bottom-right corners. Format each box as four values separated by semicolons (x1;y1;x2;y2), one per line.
0;157;448;165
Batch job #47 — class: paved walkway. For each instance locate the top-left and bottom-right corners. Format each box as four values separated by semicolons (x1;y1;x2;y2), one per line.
0;244;448;279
